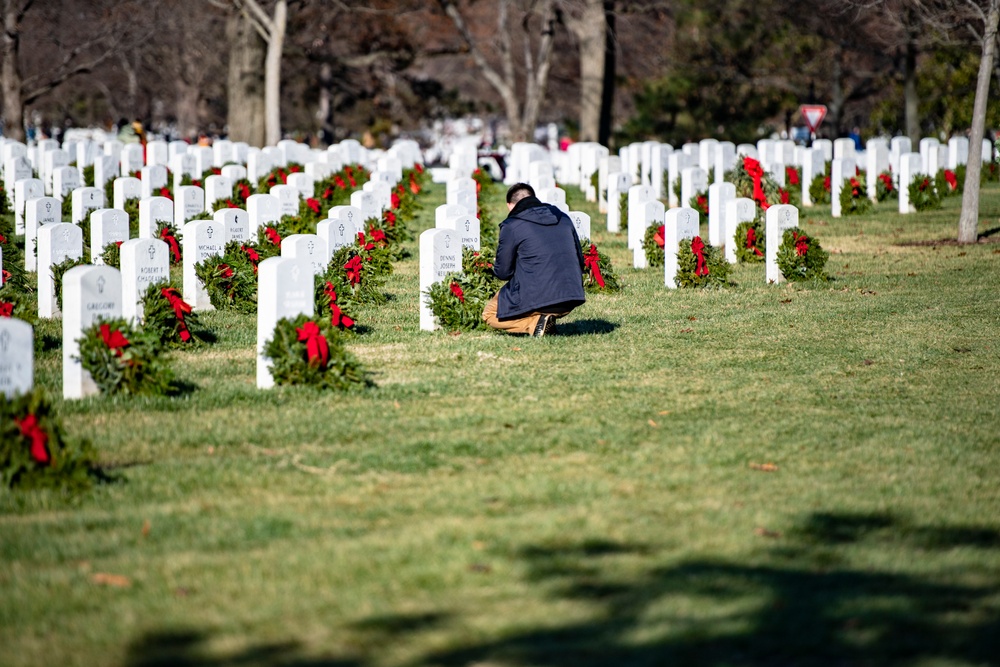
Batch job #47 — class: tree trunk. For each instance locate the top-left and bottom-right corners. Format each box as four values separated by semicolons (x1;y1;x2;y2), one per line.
316;60;334;146
226;10;266;146
957;0;1000;244
520;1;557;144
904;35;920;144
568;0;606;142
599;0;615;148
1;0;24;142
828;52;844;136
176;78;201;140
263;0;286;146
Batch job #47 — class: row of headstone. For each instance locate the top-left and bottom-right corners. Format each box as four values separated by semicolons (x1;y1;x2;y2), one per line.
660;204;800;288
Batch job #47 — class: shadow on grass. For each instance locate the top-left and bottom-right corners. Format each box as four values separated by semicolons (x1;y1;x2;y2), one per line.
557;318;618;336
414;512;1000;666
125;629;361;667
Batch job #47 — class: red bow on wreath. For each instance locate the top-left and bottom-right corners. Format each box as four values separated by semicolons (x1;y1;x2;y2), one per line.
16;414;50;465
296;321;329;368
743;156;769;210
324;282;354;329
391;192;401;210
746;227;763;257
99;323;130;357
239;183;251;201
450;281;465;303
344;255;363;285
691;236;710;277
944;170;958;190
264;227;282;246
793;231;809;257
0;301;13;317
306;198;321;214
159;227;181;263
161;287;193;342
584;244;605;288
654;225;665;248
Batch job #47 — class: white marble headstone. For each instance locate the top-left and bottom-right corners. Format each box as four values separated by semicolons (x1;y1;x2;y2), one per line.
708;182;736;247
37;223;83;318
214;208;250;243
724;198;756;264
271;184;300;218
282;234;328;276
90;209;129;263
25;196;61;272
182;219;226;310
139;196;174;239
174;186;205;227
567;211;591;240
0;317;33;398
62;265;122;399
765;204;799;284
205;175;234;209
247;193;281;236
120;238;170;322
419;228;458;331
634;199;664;269
72;187;105;225
257;257;315;389
664;207;699;289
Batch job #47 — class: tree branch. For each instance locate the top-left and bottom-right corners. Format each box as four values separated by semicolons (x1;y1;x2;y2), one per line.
437;0;513;99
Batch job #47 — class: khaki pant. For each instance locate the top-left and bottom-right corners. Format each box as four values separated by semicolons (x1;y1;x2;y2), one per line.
482;294;568;335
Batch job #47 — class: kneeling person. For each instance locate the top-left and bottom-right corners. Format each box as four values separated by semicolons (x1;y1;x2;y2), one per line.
482;183;586;336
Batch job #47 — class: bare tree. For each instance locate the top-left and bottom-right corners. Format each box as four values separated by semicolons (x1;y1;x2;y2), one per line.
955;0;999;243
563;0;608;142
223;0;288;146
1;0;147;141
437;0;559;142
225;8;267;145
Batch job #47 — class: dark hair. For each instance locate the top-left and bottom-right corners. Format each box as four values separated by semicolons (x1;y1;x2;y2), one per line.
506;182;535;205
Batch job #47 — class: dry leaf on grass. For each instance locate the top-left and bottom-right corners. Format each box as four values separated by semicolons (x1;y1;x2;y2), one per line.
749;462;779;472
680;328;694;333
91;573;131;588
648;419;658;428
754;527;782;539
141;520;151;537
468;563;492;573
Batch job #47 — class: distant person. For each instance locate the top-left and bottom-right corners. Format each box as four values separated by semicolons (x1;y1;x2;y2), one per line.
482;183;586;337
848;126;863;151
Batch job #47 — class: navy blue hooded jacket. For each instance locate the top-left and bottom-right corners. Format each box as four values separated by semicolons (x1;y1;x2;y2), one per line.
493;196;586;319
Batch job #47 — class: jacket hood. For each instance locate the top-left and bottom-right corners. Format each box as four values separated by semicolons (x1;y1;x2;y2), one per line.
506;196;563;226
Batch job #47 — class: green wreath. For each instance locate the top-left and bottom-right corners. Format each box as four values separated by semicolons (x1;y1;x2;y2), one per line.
100;241;123;269
156;221;183;265
262;314;371;390
776;228;829;281
424;247;501;332
580;238;622;292
726;156;782;209
689;191;709;217
0;287;34;321
675;237;732;288
314;274;360;332
875;170;895;202
734;220;765;263
935;167;963;197
140;281;209;347
809;171;832;205
642;224;665;268
194;241;260;314
907;174;941;211
1;389;97;491
838;176;873;215
618;191;628;234
326;242;391;306
76;317;173;395
52;256;89;312
123;197;140;237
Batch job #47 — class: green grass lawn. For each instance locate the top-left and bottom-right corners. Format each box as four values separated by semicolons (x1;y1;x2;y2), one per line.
2;178;1000;667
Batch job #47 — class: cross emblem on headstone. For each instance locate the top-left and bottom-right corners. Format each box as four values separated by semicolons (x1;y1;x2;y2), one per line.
338;223;345;235
783;210;791;223
97;276;106;294
307;241;315;253
0;330;9;353
147;245;157;261
291;265;300;282
347;211;354;221
681;211;689;224
206;226;214;239
62;230;71;242
444;236;451;249
45;202;52;213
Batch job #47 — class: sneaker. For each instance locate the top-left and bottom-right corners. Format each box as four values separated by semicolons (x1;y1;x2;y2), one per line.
532;314;556;337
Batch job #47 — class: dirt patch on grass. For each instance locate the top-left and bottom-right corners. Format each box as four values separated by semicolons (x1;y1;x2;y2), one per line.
896;227;1000;247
